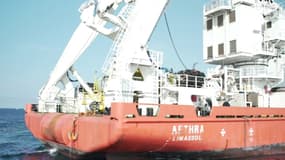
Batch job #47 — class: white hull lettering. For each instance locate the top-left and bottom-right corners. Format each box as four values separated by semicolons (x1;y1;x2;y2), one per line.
171;124;204;142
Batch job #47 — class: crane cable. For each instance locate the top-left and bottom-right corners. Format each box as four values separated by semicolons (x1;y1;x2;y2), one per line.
164;12;188;70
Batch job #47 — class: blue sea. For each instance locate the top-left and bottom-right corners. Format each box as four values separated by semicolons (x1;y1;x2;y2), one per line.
1;108;285;160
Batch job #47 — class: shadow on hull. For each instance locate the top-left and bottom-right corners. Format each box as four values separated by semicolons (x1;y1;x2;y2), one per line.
45;142;285;160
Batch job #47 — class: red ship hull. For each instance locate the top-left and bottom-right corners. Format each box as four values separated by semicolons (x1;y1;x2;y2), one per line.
25;103;285;159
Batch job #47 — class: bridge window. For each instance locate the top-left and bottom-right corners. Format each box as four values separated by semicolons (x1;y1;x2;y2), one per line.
229;10;236;23
266;21;272;29
207;19;213;30
218;43;224;56
218;15;224;27
207;46;213;59
230;40;237;54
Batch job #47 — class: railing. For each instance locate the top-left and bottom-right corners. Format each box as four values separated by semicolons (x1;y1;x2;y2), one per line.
102;3;136;74
241;67;283;79
265;31;285;42
40;97;78;113
164;73;206;88
204;0;231;14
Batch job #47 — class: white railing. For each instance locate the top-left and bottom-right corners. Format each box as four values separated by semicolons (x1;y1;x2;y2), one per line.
164;73;205;88
204;0;231;13
241;67;283;79
264;28;285;42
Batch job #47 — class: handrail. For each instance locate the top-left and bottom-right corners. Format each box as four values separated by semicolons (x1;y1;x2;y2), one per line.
165;73;205;88
204;0;231;13
241;67;282;78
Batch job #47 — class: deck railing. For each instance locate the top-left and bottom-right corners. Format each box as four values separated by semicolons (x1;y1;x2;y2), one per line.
165;73;205;88
204;0;231;14
241;67;283;79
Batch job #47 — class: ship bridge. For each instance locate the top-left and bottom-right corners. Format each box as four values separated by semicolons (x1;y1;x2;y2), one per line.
203;0;285;107
203;0;285;65
203;0;285;63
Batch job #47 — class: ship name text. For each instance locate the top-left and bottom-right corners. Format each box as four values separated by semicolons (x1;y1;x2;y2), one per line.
171;124;204;142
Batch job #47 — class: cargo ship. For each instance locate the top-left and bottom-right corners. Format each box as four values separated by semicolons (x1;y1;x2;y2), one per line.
25;0;285;159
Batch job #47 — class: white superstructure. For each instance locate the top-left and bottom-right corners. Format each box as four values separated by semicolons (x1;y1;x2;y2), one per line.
203;0;285;107
37;0;285;115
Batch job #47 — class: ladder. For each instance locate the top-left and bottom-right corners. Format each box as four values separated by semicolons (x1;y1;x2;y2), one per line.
102;3;136;74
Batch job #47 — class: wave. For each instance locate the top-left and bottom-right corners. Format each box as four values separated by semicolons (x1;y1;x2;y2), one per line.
0;146;57;160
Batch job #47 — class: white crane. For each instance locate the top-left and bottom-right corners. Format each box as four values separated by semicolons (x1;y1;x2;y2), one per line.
38;0;169;112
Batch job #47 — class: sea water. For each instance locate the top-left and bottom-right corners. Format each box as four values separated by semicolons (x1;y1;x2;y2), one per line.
1;108;285;160
0;108;62;160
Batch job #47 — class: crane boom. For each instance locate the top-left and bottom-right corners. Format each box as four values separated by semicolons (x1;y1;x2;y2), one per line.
39;0;169;111
40;0;128;100
40;23;98;99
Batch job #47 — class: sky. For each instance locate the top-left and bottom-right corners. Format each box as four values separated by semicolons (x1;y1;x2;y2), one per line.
0;0;209;108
